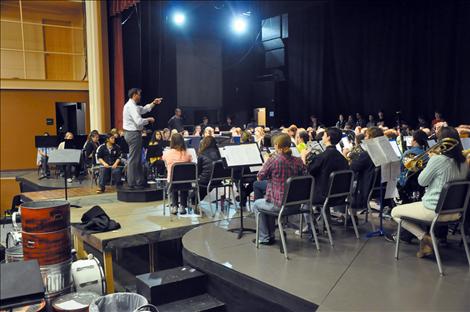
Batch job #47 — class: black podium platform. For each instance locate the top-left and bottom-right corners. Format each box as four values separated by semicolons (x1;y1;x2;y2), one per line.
117;185;164;202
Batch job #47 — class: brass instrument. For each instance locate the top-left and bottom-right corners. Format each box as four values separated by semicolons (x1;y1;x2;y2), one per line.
347;144;364;164
404;138;459;173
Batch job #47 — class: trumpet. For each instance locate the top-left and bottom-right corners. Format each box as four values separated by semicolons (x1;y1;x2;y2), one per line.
404;138;459;173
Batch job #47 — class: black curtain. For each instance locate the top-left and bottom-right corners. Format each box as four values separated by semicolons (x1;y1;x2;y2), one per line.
288;0;470;127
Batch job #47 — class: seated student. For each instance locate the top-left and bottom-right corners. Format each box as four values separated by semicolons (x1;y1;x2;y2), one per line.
302;127;349;205
391;127;468;257
193;125;202;137
204;126;215;137
84;131;100;167
287;125;298;144
296;130;309;153
147;130;165;177
253;133;307;245
162;133;193;215
37;132;54;178
58;132;80;182
200;116;211;133
254;127;265;147
162;128;171;147
397;130;429;201
96;134;123;194
195;136;222;201
350;127;384;210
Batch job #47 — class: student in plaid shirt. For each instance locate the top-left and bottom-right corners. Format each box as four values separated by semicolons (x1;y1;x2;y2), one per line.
253;133;307;245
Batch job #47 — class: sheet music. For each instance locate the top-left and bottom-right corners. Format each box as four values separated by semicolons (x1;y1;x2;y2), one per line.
341;137;352;150
219;143;263;167
427;139;437;148
307;141;324;152
336;144;342;153
363;136;400;167
290;147;301;157
461;138;470;150
389;140;402;157
249;165;262;172
404;136;413;147
187;148;198;164
381;161;400;198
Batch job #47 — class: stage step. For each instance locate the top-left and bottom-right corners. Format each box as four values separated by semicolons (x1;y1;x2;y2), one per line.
157;293;225;312
136;266;207;305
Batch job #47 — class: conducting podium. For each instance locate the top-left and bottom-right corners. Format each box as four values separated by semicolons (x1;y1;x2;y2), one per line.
48;149;82;207
362;136;401;238
219;143;264;239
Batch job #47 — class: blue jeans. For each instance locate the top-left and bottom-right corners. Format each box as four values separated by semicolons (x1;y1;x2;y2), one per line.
253;180;268;200
253;198;279;242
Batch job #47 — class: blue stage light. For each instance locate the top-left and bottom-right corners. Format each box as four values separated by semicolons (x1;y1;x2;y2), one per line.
232;17;247;34
172;12;185;26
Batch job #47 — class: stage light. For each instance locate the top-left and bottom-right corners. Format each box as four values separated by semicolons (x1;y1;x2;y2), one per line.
232;17;247;34
172;12;185;26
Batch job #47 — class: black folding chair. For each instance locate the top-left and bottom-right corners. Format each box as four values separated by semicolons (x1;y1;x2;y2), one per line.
365;167;382;225
164;162;200;216
255;175;319;260
199;160;235;217
395;180;470;275
318;170;357;246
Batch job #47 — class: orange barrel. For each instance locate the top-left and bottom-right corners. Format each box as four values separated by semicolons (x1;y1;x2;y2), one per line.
22;228;71;266
21;200;70;233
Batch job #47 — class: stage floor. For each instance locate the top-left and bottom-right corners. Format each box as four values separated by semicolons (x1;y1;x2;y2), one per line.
183;217;470;311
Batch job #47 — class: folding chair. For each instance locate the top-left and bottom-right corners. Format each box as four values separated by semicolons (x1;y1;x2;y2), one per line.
255;175;319;260
395;180;470;275
318;170;357;246
164;163;200;216
199;160;235;217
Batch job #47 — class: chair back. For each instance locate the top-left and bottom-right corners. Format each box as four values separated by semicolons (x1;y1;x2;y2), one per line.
326;170;355;205
281;176;314;210
435;180;470;217
170;162;198;185
210;160;232;183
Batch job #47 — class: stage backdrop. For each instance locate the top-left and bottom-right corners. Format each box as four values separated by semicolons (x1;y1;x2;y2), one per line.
287;0;470;127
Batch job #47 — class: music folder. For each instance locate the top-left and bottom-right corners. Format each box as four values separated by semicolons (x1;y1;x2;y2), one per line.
0;260;45;310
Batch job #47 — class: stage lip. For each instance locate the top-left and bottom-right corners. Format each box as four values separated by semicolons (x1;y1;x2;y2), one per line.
182;235;318;312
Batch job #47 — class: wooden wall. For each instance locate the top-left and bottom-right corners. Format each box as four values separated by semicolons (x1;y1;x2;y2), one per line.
0;89;89;170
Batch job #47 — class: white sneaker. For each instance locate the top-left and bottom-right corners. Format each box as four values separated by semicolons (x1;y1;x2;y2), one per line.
170;206;178;215
67;178;73;183
178;206;187;215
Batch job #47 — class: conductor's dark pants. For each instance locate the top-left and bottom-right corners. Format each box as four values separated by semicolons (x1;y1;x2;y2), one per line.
124;130;145;187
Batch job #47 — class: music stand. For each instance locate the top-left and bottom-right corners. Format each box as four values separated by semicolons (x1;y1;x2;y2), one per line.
35;136;58;149
363;136;400;238
48;149;82;208
219;143;264;239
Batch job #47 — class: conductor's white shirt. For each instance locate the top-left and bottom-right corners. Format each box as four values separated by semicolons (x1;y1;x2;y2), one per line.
123;99;153;131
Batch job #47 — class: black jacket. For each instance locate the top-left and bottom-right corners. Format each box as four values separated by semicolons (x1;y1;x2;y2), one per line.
168;115;184;132
197;147;221;185
308;146;349;204
350;151;376;209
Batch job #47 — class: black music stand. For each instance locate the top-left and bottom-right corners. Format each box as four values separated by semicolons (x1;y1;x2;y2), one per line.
219;143;264;239
48;149;82;208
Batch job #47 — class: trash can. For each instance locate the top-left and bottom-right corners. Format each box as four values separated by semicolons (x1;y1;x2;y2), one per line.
89;293;158;312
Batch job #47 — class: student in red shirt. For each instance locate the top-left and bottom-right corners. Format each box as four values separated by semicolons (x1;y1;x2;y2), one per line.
253;133;307;245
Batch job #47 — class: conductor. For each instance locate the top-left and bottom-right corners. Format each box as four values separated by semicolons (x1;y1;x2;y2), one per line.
123;88;162;188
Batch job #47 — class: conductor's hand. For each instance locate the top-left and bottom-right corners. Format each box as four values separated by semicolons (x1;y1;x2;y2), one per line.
152;98;163;105
147;117;155;123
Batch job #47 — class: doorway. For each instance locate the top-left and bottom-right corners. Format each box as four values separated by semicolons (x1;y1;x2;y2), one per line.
55;102;86;137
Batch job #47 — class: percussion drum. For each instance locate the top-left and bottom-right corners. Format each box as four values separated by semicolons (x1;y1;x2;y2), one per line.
21;200;70;233
40;259;73;299
5;245;23;263
52;291;100;312
71;255;106;295
22;228;71;266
